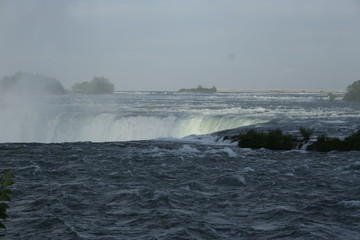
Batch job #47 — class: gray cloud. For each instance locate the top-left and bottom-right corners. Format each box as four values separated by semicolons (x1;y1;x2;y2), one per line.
1;0;359;90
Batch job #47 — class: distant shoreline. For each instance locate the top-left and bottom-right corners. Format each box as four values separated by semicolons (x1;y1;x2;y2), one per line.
115;89;345;93
217;89;345;93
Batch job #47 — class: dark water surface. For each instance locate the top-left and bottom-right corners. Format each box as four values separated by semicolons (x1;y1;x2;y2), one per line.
1;141;359;239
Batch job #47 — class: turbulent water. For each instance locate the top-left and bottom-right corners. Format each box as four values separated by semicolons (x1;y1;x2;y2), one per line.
0;91;360;239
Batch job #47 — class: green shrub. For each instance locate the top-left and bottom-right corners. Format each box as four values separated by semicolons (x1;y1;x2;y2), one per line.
0;169;14;229
315;136;345;152
238;129;295;150
299;127;314;141
343;129;360;150
234;128;360;152
315;130;360;152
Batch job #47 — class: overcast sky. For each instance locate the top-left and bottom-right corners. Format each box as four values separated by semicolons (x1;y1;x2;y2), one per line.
1;0;359;91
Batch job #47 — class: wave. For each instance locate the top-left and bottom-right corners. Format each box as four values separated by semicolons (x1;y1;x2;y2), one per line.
0;111;265;143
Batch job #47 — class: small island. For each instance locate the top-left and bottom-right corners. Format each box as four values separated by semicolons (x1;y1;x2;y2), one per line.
0;72;65;95
178;85;217;93
72;76;115;94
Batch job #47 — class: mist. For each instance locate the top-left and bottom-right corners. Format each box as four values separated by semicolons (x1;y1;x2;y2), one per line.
0;94;42;142
1;0;359;91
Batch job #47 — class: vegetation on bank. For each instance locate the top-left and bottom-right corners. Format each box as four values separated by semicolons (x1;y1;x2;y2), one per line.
314;130;360;152
237;129;295;150
72;76;114;94
0;72;65;95
0;169;14;229
225;128;360;152
343;80;360;102
179;85;217;93
298;127;314;142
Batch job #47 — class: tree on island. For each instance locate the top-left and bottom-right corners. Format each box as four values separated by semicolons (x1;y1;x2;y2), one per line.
343;80;360;101
0;72;65;95
72;76;115;94
179;85;217;93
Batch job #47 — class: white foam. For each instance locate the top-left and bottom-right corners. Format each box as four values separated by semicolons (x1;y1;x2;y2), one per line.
221;147;237;157
180;134;221;144
206;147;238;157
178;144;200;154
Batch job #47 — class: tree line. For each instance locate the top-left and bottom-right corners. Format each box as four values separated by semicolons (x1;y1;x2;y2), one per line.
71;76;114;94
1;72;360;99
0;72;115;95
